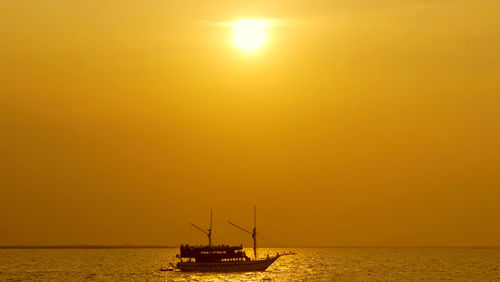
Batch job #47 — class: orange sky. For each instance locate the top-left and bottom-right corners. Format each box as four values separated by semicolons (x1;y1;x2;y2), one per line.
1;0;499;247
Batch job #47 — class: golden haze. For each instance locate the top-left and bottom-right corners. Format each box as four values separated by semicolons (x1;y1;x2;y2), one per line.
0;1;499;247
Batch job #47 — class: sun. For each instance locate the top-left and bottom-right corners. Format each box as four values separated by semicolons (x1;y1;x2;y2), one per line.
232;19;268;51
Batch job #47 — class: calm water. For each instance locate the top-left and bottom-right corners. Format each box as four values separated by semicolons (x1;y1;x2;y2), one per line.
1;248;499;281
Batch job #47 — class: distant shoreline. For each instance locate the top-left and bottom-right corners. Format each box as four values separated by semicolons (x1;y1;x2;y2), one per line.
0;245;176;249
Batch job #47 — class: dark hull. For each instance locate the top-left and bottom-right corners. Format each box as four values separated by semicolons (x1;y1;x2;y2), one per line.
176;256;279;272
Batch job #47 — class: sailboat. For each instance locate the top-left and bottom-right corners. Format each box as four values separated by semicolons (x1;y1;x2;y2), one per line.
175;206;281;272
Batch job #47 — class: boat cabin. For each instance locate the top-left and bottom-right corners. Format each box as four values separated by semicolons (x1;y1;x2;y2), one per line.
178;244;250;262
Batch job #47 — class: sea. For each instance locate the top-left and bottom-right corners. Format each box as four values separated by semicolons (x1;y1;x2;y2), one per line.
1;248;499;281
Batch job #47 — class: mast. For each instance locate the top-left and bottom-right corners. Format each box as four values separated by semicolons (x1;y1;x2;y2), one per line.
228;205;258;259
253;205;257;258
190;209;213;247
209;209;212;246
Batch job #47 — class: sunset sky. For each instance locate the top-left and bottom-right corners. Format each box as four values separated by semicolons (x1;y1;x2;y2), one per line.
1;0;499;247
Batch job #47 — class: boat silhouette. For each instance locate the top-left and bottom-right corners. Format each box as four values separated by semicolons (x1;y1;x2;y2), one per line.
174;206;282;272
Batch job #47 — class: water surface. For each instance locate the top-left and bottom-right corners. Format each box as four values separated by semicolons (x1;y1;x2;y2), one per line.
1;248;499;281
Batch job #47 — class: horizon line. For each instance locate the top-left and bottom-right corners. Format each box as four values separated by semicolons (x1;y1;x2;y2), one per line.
0;245;499;249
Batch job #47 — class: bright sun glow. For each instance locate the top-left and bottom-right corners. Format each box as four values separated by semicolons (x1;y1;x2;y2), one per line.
232;19;268;51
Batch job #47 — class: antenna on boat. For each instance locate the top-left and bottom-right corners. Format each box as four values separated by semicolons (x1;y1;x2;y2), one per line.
190;209;212;247
228;205;258;258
